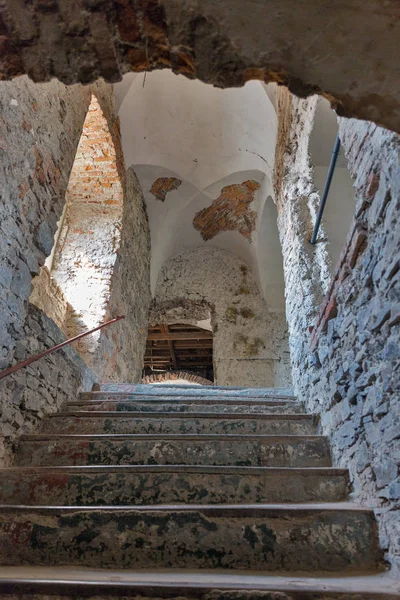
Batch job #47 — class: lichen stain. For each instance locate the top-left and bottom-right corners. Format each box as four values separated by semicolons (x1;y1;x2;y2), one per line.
240;307;255;319
225;306;238;323
150;177;182;201
234;333;264;357
193;180;260;241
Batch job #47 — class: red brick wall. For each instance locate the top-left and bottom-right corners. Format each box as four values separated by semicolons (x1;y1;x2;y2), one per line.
66;95;123;208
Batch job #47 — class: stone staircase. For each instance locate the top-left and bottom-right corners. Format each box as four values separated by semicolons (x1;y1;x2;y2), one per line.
0;384;398;599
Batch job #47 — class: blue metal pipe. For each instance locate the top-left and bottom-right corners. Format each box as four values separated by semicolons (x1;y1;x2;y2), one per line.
310;134;341;245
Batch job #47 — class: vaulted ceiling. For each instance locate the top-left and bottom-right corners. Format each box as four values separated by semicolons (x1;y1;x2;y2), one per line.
114;70;286;311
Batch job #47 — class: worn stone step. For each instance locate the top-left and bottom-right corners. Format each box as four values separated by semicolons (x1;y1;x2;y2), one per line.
68;399;305;415
95;385;296;398
15;434;331;468
80;392;298;402
41;412;318;435
0;568;398;600
0;504;383;572
0;466;348;505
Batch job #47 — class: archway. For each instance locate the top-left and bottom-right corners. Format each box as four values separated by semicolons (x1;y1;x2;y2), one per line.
142;371;213;386
30;94;124;366
152;247;292;388
144;323;213;381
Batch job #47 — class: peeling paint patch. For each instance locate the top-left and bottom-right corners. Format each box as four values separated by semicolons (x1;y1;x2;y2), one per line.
151;177;182;201
193;180;260;241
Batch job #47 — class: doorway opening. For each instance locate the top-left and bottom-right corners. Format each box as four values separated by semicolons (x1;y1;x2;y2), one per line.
143;323;214;382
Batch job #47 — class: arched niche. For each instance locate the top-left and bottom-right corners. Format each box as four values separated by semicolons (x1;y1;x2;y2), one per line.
30;94;124;366
153;246;292;389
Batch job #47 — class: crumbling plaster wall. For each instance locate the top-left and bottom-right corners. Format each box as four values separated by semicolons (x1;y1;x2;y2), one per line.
0;75;94;465
274;89;400;567
152;247;292;388
30;266;70;331
1;1;399;132
0;75;151;465
95;166;151;383
50;94;124;365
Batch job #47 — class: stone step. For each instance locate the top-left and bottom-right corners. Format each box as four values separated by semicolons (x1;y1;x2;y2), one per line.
15;434;331;468
68;398;305;415
80;392;297;402
0;504;383;572
41;412;318;435
0;465;349;505
1;568;398;600
96;384;296;398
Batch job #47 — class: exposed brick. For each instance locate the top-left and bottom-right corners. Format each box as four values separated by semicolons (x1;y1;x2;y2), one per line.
142;371;213;386
150;176;182;202
193;180;260;242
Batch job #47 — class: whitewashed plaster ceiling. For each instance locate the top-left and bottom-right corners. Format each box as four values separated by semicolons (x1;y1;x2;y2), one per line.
114;70;286;310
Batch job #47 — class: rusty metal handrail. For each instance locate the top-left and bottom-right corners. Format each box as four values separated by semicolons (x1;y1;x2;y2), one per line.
0;315;125;382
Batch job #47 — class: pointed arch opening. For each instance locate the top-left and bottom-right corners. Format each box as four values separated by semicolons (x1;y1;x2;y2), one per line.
30;94;124;365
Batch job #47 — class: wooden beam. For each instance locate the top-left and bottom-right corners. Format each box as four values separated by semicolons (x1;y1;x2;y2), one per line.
144;354;212;360
144;359;172;363
161;324;178;369
147;331;212;341
177;362;213;367
174;353;212;358
174;342;213;349
144;362;172;366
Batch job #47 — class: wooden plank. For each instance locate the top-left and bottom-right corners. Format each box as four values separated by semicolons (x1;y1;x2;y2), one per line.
143;362;172;366
161;324;178;369
144;357;172;362
174;342;213;348
173;353;212;358
177;362;213;366
147;331;212;341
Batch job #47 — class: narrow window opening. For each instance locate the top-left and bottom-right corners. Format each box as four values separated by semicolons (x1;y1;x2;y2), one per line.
309;97;356;271
30;95;123;364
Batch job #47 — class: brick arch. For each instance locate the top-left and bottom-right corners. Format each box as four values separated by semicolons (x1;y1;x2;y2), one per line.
142;371;213;386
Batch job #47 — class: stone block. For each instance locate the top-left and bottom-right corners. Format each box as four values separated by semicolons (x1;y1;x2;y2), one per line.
10;259;31;300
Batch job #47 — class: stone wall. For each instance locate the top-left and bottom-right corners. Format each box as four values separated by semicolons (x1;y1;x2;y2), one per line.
1;1;399;132
0;304;95;466
0;75;91;464
152;247;292;388
274;90;400;568
0;75;150;463
24;82;151;382
49;93;124;366
30;266;70;331
95;166;151;383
